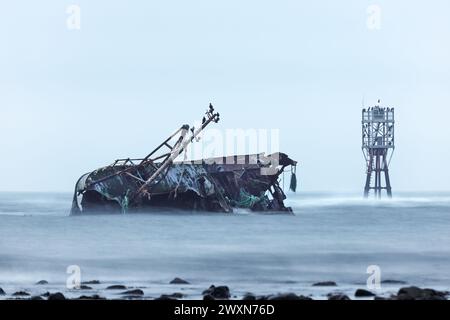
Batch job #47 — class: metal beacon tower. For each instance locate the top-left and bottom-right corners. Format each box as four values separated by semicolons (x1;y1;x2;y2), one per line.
362;101;395;198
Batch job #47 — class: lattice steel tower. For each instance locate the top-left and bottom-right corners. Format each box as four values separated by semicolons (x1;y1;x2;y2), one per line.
362;101;395;198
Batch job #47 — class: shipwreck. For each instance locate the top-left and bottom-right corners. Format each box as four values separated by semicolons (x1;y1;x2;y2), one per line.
71;105;297;215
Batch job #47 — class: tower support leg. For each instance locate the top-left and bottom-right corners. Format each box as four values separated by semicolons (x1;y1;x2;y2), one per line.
383;154;392;198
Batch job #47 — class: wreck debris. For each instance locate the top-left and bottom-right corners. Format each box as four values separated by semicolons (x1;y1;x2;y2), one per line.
71;104;297;215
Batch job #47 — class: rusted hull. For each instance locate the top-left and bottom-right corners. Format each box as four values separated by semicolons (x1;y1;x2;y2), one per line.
71;153;297;215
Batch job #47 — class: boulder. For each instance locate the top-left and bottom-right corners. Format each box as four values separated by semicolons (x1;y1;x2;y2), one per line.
355;289;376;297
30;296;44;300
170;277;190;285
48;292;66;300
82;280;101;285
79;285;92;290
0;287;5;295
36;280;49;285
121;289;144;296
202;285;230;299
106;285;127;290
156;293;184;300
268;293;313;301
13;291;30;296
328;294;351;300
242;293;257;301
76;295;106;300
203;294;216;301
381;280;407;285
396;286;448;300
313;281;337;287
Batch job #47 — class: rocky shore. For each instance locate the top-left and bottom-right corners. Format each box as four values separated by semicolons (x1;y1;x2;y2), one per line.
1;278;448;301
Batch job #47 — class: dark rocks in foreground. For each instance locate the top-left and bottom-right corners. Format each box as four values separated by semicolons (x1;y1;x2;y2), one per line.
121;289;144;296
36;280;49;285
13;291;30;297
82;280;101;285
202;285;231;299
156;293;184;300
76;295;106;300
106;285;127;290
328;294;351;300
78;285;93;290
48;292;66;300
381;280;407;285
170;277;190;285
0;288;5;295
30;296;44;300
267;293;313;301
394;286;448;300
355;289;376;297
242;293;257;301
313;281;337;287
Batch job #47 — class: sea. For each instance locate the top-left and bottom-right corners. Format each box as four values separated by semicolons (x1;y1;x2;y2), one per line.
1;191;449;300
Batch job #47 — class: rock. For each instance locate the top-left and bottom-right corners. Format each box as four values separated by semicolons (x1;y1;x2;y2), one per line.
313;281;337;287
30;296;44;300
269;293;313;301
121;289;144;296
381;280;407;285
82;280;101;285
76;295;106;300
156;293;184;300
13;291;30;296
79;285;92;290
170;277;190;285
242;293;257;301
0;287;5;295
106;285;127;290
328;294;351;300
203;294;216;301
374;296;389;300
396;286;448;300
41;292;51;297
36;280;49;285
355;289;376;297
48;292;66;300
202;285;230;299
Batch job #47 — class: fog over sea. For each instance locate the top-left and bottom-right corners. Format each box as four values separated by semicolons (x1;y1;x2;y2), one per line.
1;191;450;300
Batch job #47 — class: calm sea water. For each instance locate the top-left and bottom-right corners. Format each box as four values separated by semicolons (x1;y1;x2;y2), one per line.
1;191;450;299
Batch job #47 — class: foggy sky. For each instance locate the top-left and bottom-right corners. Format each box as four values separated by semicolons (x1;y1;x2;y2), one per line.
1;1;449;192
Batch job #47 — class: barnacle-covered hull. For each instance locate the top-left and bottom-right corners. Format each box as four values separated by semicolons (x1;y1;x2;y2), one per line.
71;153;297;215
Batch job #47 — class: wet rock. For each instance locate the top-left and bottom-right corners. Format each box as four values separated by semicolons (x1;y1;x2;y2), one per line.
328;294;351;300
381;280;407;285
41;292;51;297
170;277;190;285
268;293;313;301
79;285;92;290
36;280;49;285
313;281;337;287
121;289;144;296
30;296;44;300
395;286;448;300
374;296;389;300
76;295;106;300
202;285;230;299
242;293;257;301
0;288;5;295
82;280;101;285
106;285;127;290
156;293;184;300
48;292;66;300
355;289;376;297
13;291;30;296
203;294;216;301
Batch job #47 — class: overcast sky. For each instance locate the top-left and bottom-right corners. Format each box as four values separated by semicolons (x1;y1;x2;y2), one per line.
1;0;449;192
